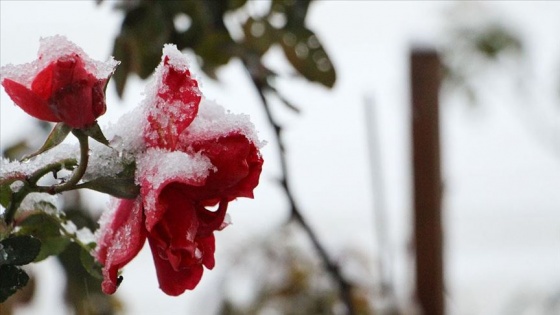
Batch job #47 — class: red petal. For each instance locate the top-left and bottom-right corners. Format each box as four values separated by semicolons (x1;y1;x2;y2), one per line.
159;58;200;106
46;55;104;128
2;79;59;122
144;57;201;150
148;183;199;248
31;62;55;100
91;80;107;117
141;174;206;232
198;235;216;269
188;134;263;201
196;199;228;237
50;80;98;128
148;236;204;296
96;198;147;294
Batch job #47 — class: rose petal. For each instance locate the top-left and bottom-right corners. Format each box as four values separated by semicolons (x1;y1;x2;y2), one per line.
187;134;263;201
198;235;216;269
147;236;204;296
1;78;58;122
145;54;201;150
96;198;146;294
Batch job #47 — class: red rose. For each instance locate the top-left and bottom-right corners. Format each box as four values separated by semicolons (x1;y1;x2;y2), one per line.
1;36;117;128
96;45;263;296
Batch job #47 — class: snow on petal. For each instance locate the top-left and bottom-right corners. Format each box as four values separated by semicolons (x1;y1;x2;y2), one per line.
95;198;146;294
0;35;118;88
182;98;264;148
136;148;214;231
143;44;201;150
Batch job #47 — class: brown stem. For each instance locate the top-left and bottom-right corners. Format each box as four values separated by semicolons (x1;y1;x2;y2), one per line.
3;131;89;226
244;60;356;315
49;130;89;194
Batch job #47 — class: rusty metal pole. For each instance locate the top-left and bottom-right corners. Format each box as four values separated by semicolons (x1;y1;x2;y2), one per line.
410;50;444;315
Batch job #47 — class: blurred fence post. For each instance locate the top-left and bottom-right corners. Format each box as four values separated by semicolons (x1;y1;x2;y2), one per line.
410;50;444;315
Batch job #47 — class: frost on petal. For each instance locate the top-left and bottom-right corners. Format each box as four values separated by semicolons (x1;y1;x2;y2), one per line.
0;35;118;88
182;99;264;148
136;148;214;231
143;45;201;150
37;35;119;80
95;198;146;294
1;36;117;128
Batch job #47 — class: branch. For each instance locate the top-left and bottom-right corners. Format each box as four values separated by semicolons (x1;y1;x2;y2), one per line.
3;130;89;226
243;60;356;315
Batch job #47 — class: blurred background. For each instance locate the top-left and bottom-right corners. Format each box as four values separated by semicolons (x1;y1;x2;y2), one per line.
1;1;560;314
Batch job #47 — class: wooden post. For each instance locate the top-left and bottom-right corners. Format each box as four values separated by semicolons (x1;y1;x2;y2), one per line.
410;50;444;315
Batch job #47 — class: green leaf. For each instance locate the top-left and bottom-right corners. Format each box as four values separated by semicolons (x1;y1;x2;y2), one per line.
280;28;336;88
77;159;138;199
112;2;173;96
112;34;131;98
0;236;41;266
194;30;235;78
76;160;138;199
0;181;14;208
22;123;72;161
243;18;276;56
272;0;312;29
17;212;62;238
82;122;110;146
2;140;30;160
0;264;29;303
80;246;103;280
228;0;247;11
79;176;139;199
33;236;70;262
16;212;69;262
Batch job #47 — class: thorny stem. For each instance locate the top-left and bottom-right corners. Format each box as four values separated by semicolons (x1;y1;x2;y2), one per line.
48;130;89;194
244;61;356;315
3;130;89;226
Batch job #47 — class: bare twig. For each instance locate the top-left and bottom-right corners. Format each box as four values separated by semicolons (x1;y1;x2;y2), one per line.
243;60;356;315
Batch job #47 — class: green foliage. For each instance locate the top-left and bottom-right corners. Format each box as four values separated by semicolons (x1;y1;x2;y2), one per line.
78;162;139;199
0;235;41;266
16;212;70;262
102;0;337;97
0;236;41;302
2;140;31;161
473;25;522;59
82;122;110;146
0;180;15;209
0;265;30;303
22;123;72;161
442;15;524;105
79;243;103;280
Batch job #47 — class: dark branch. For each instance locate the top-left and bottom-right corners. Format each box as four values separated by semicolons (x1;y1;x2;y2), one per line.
243;59;356;315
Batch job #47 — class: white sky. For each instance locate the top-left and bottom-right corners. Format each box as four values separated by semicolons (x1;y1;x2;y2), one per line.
2;1;560;314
